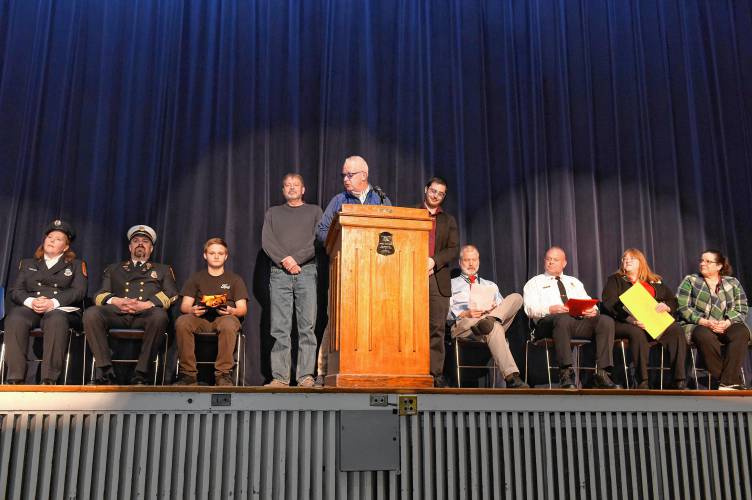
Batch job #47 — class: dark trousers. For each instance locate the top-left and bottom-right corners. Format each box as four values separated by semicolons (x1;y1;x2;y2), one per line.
4;307;76;382
692;322;751;385
535;313;615;369
428;277;450;378
614;321;686;382
83;305;168;375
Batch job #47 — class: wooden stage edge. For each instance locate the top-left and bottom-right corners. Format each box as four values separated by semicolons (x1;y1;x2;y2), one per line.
0;385;751;396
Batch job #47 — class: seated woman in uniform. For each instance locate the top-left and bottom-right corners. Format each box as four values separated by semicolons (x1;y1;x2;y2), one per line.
677;250;749;390
601;248;687;389
4;220;87;384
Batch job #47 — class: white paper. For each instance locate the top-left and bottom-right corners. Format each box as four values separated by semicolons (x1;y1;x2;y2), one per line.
469;284;496;311
58;306;80;313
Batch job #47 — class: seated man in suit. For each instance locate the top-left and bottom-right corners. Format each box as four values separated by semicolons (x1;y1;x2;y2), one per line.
448;245;528;388
84;225;178;385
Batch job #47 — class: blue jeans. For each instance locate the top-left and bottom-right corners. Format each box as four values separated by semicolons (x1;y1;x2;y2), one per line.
269;262;318;383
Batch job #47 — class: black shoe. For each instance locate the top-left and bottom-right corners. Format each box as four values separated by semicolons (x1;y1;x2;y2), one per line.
173;373;198;386
41;379;57;385
434;375;449;388
672;380;687;390
470;317;495;336
505;373;529;389
89;369;117;386
130;372;149;386
636;380;650;390
559;367;576;389
593;369;621;389
5;379;24;385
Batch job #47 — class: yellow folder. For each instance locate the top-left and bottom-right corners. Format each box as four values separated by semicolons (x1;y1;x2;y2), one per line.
618;283;674;339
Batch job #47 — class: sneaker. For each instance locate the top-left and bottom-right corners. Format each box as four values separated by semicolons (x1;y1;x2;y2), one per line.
130;372;149;385
264;379;289;388
470;317;495;336
504;373;529;389
559;367;576;389
719;383;745;391
593;368;621;389
173;373;198;386
297;375;316;388
215;373;235;387
314;376;325;388
89;369;117;386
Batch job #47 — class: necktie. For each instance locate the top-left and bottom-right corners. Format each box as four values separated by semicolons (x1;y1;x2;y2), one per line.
556;276;568;304
469;274;476;289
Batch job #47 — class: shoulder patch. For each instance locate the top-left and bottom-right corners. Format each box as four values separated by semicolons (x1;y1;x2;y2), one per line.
81;261;88;277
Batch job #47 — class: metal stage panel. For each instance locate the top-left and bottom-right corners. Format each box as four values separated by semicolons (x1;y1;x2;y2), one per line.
0;388;751;499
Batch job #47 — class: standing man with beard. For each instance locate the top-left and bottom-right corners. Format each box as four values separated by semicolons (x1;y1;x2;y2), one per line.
84;225;178;385
262;173;323;387
421;177;459;387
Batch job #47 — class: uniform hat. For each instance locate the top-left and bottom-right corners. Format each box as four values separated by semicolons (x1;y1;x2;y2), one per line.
44;219;76;242
127;225;157;244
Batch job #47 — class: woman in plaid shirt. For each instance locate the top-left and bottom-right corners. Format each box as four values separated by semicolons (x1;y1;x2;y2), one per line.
677;250;750;390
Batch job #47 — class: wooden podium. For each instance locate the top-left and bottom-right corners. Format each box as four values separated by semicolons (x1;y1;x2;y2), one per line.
324;205;434;388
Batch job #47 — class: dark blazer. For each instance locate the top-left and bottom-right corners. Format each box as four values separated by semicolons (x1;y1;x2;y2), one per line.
94;260;179;309
601;273;679;322
10;257;87;308
429;209;459;297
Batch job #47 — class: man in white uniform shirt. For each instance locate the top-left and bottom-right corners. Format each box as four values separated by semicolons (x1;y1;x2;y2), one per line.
523;246;619;389
448;245;528;388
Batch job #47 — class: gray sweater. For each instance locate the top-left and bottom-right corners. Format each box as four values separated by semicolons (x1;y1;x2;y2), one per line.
262;203;323;267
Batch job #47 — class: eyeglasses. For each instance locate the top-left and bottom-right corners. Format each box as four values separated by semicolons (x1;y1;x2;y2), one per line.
427;188;446;199
699;259;719;264
340;171;364;180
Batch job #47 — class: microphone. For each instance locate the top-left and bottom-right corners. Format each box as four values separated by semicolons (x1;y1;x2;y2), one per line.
373;186;388;204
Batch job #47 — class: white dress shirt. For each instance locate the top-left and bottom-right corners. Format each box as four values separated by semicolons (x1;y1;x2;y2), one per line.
523;272;592;321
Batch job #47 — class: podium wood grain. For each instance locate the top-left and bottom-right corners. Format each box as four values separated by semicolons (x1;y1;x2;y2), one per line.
324;205;434;388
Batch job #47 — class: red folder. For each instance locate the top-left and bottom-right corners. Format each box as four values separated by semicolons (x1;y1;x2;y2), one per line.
565;298;599;317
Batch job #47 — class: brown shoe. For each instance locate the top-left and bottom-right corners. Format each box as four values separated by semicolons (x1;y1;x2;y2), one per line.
173;373;198;386
215;373;234;387
297;375;315;388
264;379;289;388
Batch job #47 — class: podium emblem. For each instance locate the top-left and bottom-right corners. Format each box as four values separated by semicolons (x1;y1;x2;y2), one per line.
377;232;395;255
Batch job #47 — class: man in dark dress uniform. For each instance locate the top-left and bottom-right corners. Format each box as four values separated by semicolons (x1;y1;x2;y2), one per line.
4;219;87;384
83;225;178;385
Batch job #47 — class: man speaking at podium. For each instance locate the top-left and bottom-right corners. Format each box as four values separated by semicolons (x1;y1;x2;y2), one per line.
315;155;391;385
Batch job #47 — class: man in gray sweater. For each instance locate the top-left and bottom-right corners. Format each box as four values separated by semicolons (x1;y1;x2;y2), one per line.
262;173;323;387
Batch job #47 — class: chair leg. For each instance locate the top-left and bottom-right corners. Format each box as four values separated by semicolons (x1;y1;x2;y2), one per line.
234;333;242;386
524;341;529;384
690;347;699;389
742;366;746;387
620;340;629;390
455;338;462;389
63;331;73;385
572;345;580;388
544;345;552;389
0;342;5;384
160;332;168;385
660;345;664;390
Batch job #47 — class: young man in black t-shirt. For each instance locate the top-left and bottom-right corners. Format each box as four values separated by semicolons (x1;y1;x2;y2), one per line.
174;238;248;386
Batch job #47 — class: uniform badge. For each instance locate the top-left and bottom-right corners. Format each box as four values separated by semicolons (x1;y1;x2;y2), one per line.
151;270;158;279
64;268;73;277
54;220;62;227
220;284;231;289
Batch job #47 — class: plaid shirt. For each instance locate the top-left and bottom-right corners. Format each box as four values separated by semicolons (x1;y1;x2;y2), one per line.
677;273;748;339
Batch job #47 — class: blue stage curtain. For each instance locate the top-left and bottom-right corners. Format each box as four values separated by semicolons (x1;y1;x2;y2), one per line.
2;1;751;383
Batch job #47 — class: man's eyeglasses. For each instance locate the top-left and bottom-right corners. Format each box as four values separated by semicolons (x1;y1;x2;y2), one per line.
340;171;364;180
427;188;446;199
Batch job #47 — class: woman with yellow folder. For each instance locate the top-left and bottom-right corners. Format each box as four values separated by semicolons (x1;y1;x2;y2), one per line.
677;250;749;390
601;248;687;389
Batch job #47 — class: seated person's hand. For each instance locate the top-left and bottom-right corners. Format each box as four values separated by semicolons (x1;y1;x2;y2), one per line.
581;306;598;318
655;302;671;313
549;304;569;315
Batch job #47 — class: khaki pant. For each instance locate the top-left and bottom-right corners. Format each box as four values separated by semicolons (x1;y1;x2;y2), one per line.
451;293;523;378
175;314;240;376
